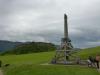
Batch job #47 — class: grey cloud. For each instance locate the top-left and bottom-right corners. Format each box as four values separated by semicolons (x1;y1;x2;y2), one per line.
0;0;100;48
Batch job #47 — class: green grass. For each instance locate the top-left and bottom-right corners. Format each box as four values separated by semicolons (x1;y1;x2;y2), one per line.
73;46;100;59
3;65;99;75
0;52;54;65
0;46;100;75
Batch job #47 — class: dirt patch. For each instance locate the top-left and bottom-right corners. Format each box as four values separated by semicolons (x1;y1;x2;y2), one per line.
0;69;3;75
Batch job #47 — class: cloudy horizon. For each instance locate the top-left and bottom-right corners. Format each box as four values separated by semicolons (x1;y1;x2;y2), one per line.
0;0;100;48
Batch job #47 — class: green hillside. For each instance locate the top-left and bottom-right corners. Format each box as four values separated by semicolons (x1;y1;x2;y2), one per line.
2;42;56;55
73;46;100;59
0;52;54;65
0;46;100;75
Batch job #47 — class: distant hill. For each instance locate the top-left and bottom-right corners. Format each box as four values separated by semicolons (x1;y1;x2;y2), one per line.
1;42;56;55
0;40;23;52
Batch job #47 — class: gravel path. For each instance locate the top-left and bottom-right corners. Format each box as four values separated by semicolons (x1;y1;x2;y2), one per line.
0;69;3;75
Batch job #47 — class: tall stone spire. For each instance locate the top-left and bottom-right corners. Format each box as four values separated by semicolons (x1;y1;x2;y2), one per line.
51;14;73;64
64;14;68;39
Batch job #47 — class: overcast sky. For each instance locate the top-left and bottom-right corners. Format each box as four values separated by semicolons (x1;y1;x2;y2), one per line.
0;0;100;48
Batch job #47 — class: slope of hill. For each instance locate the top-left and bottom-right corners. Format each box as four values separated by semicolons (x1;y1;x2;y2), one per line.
0;46;100;75
0;51;99;75
0;40;23;52
2;42;56;55
72;46;100;59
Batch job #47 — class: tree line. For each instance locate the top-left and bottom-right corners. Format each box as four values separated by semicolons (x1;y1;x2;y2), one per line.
1;42;56;55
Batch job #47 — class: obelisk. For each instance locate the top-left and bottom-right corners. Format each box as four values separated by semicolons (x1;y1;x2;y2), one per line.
61;14;71;50
51;14;73;64
64;14;68;39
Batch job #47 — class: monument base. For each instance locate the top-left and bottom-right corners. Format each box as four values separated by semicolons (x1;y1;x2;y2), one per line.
51;49;73;64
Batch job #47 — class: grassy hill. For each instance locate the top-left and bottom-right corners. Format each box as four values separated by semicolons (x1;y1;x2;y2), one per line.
73;46;100;59
1;42;56;55
0;46;100;75
0;52;54;65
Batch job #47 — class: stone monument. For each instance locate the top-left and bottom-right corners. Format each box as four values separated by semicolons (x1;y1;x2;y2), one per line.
51;14;73;64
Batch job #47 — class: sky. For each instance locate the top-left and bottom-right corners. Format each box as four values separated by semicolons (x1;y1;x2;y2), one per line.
0;0;100;48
